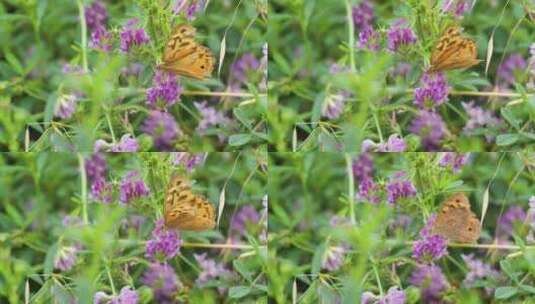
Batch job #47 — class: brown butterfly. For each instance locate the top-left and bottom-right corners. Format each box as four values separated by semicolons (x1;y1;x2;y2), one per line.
428;26;480;73
164;175;216;231
160;24;215;80
431;193;481;243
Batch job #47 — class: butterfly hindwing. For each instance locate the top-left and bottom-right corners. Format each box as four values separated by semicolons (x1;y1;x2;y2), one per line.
429;26;479;72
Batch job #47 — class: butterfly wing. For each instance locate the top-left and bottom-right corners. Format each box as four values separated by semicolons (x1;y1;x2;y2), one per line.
161;24;215;80
429;27;479;72
164;175;215;231
431;193;480;243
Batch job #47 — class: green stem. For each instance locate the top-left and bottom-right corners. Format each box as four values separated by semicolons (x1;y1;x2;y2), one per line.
345;153;356;225
105;112;116;143
104;259;116;295
77;153;88;225
345;0;356;72
371;258;383;296
77;0;88;72
372;111;383;143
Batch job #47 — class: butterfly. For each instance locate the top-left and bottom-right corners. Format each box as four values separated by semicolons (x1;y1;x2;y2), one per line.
428;26;480;72
160;24;215;80
164;175;216;231
431;193;481;243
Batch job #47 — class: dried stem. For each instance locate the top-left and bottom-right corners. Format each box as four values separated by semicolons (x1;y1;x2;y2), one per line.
181;242;265;250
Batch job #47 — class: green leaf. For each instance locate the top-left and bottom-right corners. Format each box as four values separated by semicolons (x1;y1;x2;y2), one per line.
228;134;252;146
228;286;251;299
311;241;328;275
496;134;519;146
494;286;518;299
520;284;535;294
500;108;520;130
233;259;252;282
44;242;58;275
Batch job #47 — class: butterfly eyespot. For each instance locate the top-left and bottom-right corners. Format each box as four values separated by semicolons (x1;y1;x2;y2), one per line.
468;227;472;231
201;65;205;69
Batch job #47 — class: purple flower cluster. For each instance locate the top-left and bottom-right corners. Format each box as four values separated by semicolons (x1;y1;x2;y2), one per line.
461;101;502;137
142;111;181;151
361;286;406;304
410;264;449;303
409;110;447;151
146;219;181;261
322;92;350;120
194;253;233;293
86;153;113;203
147;71;182;109
353;153;380;203
54;245;78;271
142;263;181;304
120;19;150;53
358;27;381;52
322;243;349;272
386;171;417;204
174;0;206;20
230;205;260;237
496;206;526;240
194;101;230;138
439;153;469;172
461;254;501;292
442;0;472;17
55;94;78;119
171;152;206;171
119;171;150;204
362;134;406;152
94;134;139;152
85;1;112;51
386;20;417;52
94;286;139;304
352;1;374;30
497;53;527;87
412;215;448;264
413;73;449;110
230;53;261;90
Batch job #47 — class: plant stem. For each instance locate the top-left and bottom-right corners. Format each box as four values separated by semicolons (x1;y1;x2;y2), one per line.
77;0;88;72
345;0;356;72
77;153;88;225
345;153;356;225
405;241;534;250
182;90;266;98
405;89;533;98
105;112;116;143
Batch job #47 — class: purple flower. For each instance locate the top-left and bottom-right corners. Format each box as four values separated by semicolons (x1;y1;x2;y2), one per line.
322;243;349;272
358;27;381;52
55;94;78;119
389;214;412;232
119;171;150;204
322;92;349;119
142;111;181;151
361;286;406;304
54;246;78;271
439;153;469;172
413;215;448;264
146;71;182;109
386;20;417;52
94;286;139;304
497;53;527;86
461;254;501;292
172;0;188;15
94;134;139;152
146;219;181;261
62;215;83;228
171;152;206;171
386;171;417;204
90;27;112;52
413;72;449;110
121;215;146;231
91;177;113;203
391;63;412;79
376;134;407;152
85;0;108;32
120;19;150;53
442;0;472;17
409;264;449;303
194;101;230;137
230;53;261;88
353;153;374;181
230;205;260;237
194;253;233;290
409;110;447;151
496;206;526;239
184;0;206;20
62;64;85;75
86;153;107;181
352;1;374;30
142;263;181;304
461;101;502;136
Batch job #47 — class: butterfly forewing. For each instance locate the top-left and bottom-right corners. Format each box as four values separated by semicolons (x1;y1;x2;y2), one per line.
164;175;216;231
431;193;480;243
429;26;479;72
161;24;215;80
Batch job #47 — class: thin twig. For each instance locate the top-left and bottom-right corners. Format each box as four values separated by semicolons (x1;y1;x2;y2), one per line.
405;241;533;250
182;90;266;98
181;242;265;250
405;89;533;98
